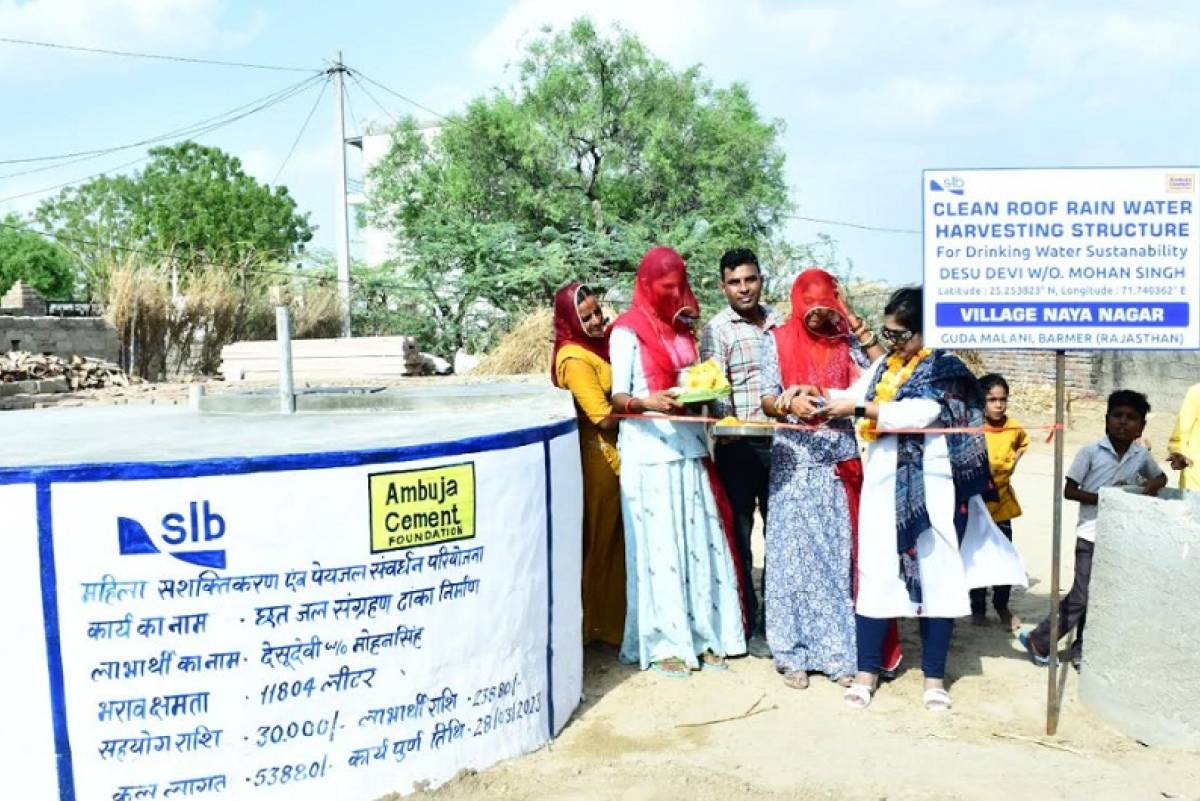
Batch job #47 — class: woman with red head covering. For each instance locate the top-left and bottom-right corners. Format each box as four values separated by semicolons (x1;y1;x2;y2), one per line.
551;282;626;647
759;268;892;689
610;247;747;677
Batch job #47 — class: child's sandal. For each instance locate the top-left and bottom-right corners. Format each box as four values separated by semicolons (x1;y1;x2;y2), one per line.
843;682;874;709
923;687;952;712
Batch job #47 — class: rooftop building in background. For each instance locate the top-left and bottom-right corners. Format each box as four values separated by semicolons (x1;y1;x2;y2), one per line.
348;120;442;268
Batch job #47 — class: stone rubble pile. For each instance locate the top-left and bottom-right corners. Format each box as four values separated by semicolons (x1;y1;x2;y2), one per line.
0;351;134;392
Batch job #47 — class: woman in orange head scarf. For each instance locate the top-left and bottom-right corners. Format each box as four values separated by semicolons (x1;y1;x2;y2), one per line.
759;268;898;689
609;247;747;677
551;282;625;647
612;246;701;392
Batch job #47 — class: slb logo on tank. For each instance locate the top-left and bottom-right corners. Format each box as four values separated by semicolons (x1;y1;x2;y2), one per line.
117;500;228;568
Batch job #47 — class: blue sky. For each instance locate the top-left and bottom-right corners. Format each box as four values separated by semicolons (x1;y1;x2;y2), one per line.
2;0;1198;284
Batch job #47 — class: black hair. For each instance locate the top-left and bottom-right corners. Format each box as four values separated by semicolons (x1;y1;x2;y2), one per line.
1107;389;1150;420
575;284;595;303
883;286;923;333
979;373;1010;395
719;248;760;281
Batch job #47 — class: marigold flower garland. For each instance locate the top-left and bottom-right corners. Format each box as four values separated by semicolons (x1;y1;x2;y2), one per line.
858;348;932;442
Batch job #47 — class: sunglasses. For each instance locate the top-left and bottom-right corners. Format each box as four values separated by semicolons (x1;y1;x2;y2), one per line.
879;326;915;344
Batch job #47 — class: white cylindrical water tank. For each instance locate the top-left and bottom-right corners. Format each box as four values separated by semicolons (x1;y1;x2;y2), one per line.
0;385;584;800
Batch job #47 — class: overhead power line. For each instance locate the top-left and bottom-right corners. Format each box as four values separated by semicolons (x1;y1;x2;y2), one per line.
273;76;330;185
0;154;151;205
349;72;400;127
0;72;325;171
342;75;918;242
0;220;426;292
348;67;447;121
2;220;908;305
0;36;318;73
0;74;327;205
786;214;919;235
343;79;363;136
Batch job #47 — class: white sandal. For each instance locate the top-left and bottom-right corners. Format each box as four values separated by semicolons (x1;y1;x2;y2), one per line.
843;682;874;710
923;687;952;712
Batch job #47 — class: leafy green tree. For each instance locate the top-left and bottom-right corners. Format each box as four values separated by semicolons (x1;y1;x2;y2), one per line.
366;19;790;355
35;142;314;297
0;213;77;298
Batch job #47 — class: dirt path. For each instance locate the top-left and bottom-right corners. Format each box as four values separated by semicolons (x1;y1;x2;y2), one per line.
409;405;1200;801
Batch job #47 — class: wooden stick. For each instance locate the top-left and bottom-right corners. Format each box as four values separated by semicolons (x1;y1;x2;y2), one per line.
992;732;1084;755
675;693;776;728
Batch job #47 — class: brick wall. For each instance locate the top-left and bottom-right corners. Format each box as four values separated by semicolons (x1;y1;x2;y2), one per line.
0;317;120;362
973;350;1104;395
974;348;1200;412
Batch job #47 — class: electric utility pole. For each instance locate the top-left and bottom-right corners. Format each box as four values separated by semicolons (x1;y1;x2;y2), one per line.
332;51;352;337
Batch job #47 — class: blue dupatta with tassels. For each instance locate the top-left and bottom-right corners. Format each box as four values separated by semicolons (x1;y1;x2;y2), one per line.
865;351;996;604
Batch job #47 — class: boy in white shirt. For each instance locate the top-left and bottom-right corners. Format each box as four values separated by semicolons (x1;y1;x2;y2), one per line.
1021;390;1166;669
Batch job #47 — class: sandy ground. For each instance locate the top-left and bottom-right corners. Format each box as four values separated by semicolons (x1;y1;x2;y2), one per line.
406;402;1200;801
10;378;1198;800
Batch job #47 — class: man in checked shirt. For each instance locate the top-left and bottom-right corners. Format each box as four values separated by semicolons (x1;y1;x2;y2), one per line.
700;248;780;658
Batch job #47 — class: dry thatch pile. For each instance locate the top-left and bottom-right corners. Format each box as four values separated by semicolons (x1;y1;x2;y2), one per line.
472;308;554;376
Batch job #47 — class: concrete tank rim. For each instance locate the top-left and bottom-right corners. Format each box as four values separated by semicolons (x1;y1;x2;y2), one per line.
0;383;578;477
0;416;578;485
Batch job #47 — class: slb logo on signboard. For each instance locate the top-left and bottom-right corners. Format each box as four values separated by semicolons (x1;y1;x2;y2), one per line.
117;500;228;568
930;175;965;195
368;463;476;552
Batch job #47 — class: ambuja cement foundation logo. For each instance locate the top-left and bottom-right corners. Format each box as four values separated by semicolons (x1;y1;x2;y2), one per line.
118;500;228;568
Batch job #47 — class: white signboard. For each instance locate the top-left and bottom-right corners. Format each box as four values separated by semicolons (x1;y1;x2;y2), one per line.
0;423;582;801
923;167;1200;350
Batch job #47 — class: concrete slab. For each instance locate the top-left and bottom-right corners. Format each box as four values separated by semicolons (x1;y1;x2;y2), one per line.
1081;487;1200;747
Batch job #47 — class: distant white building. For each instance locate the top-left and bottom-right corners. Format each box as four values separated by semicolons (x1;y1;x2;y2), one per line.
348;121;441;268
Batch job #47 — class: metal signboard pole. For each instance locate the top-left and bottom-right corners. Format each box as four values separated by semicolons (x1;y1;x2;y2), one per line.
1046;350;1065;734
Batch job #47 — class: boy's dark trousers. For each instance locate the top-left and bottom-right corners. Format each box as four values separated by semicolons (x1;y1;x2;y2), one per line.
970;520;1014;613
714;438;771;634
1030;538;1093;661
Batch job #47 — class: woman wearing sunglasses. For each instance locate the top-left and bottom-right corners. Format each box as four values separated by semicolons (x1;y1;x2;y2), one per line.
803;287;1026;712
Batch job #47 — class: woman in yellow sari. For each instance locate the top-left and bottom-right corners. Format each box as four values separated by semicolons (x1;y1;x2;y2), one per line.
552;282;625;646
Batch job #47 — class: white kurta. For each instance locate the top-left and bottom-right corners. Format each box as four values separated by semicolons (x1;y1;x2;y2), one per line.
833;360;1028;618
